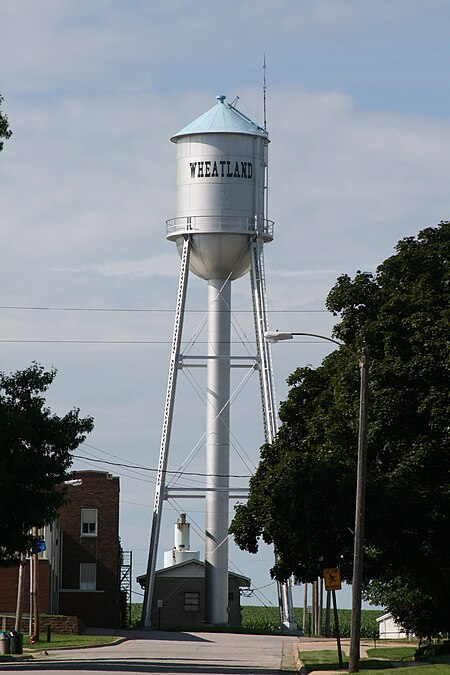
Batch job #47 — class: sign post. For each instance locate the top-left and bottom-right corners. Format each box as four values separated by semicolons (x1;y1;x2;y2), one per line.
324;568;343;670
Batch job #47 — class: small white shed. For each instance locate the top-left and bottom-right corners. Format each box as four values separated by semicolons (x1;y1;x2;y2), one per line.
376;612;409;639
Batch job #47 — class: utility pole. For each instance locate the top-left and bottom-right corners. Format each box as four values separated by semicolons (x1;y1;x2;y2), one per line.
264;331;370;660
32;527;40;641
312;580;317;635
319;577;323;635
349;348;369;672
303;583;308;634
29;554;33;637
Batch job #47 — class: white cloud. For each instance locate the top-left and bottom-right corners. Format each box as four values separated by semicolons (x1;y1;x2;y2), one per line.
55;253;180;278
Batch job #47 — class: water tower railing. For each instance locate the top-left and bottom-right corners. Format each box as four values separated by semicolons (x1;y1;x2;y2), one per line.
166;215;274;240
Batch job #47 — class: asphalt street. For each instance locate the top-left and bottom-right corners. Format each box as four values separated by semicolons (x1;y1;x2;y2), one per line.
0;630;301;675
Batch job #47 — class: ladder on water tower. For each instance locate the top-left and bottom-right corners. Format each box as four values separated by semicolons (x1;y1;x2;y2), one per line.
250;235;296;633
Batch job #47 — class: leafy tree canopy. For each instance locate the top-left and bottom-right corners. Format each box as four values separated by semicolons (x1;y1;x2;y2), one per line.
230;222;449;636
0;94;12;151
0;363;94;564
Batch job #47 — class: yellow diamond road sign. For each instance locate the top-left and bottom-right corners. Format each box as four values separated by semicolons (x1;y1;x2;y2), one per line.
323;567;342;591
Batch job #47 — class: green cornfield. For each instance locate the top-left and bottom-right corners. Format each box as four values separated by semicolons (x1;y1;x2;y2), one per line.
129;603;382;636
241;606;382;638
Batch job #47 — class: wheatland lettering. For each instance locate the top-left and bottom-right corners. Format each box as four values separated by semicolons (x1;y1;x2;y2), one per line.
189;160;253;179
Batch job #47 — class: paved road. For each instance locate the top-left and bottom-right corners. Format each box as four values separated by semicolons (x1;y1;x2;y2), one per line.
0;631;301;675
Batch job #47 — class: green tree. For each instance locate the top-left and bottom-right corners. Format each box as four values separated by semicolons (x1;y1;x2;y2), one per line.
230;221;450;636
0;363;94;564
0;94;13;151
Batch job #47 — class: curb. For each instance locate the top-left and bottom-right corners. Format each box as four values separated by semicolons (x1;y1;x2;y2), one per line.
44;636;129;651
281;640;305;673
23;636;128;658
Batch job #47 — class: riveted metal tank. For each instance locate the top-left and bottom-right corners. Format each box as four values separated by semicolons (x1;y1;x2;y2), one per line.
167;95;273;280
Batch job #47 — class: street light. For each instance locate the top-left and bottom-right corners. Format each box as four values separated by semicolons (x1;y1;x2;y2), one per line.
265;330;369;673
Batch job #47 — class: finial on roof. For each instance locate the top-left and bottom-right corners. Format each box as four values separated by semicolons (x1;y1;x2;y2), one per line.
216;95;226;103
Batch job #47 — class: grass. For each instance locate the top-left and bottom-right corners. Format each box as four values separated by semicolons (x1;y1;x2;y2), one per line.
300;648;450;674
367;646;416;661
0;633;117;658
130;602;143;628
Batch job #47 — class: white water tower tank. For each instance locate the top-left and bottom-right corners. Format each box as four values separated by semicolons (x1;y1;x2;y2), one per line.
167;95;273;280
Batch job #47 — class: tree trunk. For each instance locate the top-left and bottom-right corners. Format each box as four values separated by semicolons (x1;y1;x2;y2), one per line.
15;557;25;632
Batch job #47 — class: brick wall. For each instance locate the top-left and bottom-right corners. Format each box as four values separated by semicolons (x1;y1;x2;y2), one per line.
59;592;105;628
0;614;84;635
0;560;51;615
58;471;120;628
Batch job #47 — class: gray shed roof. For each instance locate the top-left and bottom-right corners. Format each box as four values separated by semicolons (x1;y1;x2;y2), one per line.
137;559;251;588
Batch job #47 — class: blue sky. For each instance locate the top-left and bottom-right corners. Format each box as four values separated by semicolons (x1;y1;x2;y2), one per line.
1;0;449;613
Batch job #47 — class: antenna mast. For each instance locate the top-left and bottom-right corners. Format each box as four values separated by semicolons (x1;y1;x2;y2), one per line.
263;54;267;131
263;55;269;225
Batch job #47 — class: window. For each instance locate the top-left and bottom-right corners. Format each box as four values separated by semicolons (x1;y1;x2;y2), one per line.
79;563;96;590
184;592;199;612
80;509;98;537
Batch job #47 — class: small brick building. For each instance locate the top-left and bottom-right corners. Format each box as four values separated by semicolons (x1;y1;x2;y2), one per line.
0;470;121;629
58;471;121;627
137;559;250;630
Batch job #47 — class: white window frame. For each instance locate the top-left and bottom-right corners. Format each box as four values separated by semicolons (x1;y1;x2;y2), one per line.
79;562;96;590
80;508;98;537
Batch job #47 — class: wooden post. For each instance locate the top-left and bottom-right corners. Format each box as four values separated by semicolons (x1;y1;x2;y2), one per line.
15;557;25;633
325;590;331;637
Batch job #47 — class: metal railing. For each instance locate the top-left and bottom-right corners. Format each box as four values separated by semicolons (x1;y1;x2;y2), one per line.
166;214;274;240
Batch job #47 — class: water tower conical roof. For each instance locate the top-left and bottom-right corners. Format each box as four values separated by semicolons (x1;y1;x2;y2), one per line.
171;95;267;142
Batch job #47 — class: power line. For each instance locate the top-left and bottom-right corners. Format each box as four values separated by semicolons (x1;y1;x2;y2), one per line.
0;339;180;344
0;304;327;313
73;457;156;485
1;338;331;345
0;340;328;346
73;453;253;479
81;443;252;491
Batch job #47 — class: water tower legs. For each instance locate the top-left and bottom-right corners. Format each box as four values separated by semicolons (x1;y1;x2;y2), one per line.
205;278;231;625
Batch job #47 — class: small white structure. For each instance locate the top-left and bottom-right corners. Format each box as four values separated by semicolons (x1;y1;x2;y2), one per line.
376;612;409;639
163;513;200;567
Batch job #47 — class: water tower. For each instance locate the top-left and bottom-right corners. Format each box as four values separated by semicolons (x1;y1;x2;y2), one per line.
142;95;294;629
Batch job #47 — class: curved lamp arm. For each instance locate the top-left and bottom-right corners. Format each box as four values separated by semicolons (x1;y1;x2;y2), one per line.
264;330;357;359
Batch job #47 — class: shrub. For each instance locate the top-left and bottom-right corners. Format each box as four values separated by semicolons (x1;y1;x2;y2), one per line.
415;640;450;661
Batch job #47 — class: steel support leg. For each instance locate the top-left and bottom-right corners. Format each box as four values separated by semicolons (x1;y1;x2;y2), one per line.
250;237;296;633
142;236;191;628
